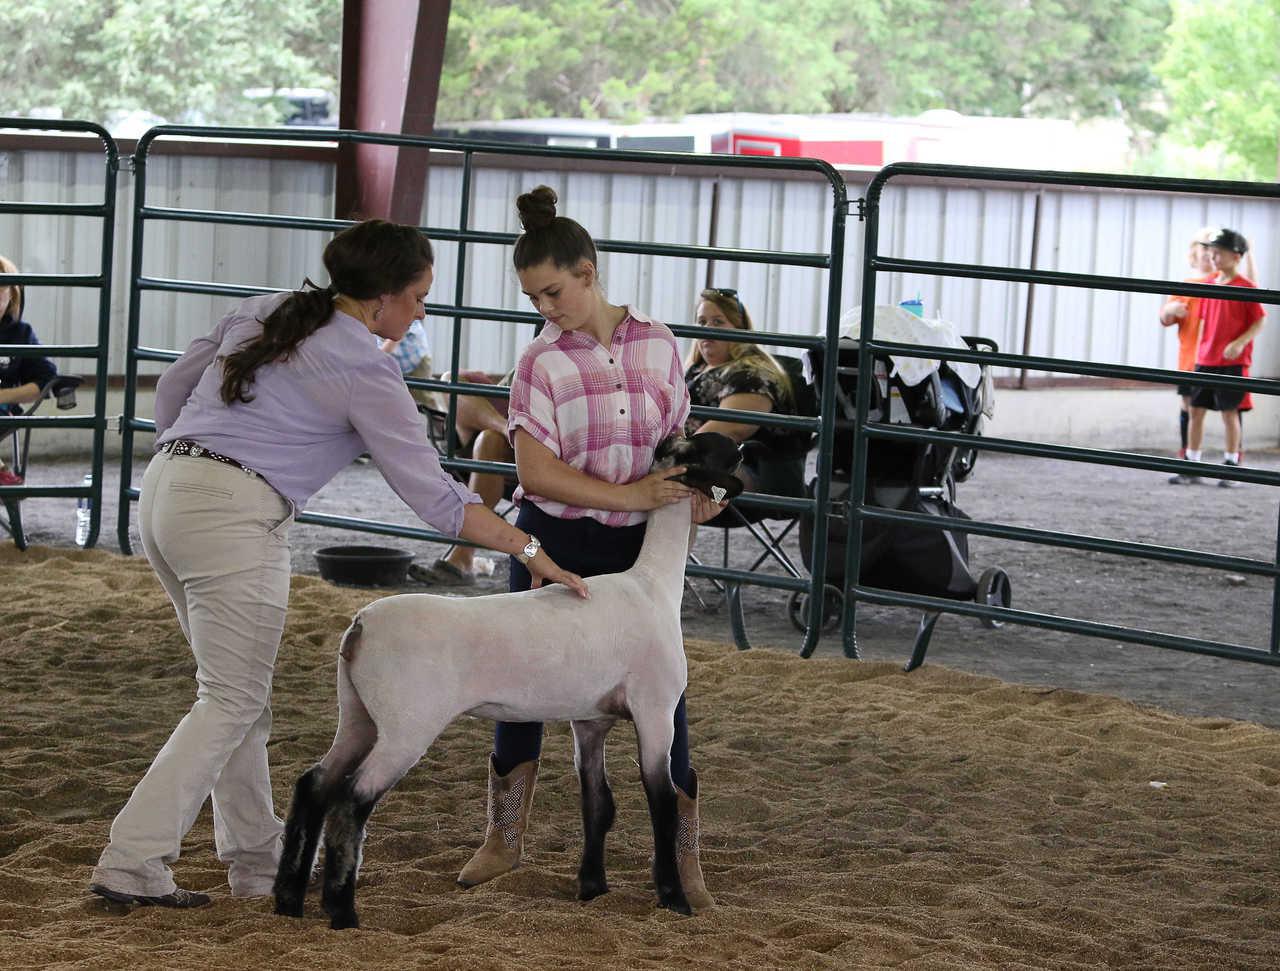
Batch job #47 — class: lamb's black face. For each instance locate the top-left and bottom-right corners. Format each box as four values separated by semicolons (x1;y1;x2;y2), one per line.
654;433;745;502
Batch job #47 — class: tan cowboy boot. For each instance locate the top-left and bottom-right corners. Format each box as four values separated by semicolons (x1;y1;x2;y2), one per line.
456;756;538;888
675;768;715;911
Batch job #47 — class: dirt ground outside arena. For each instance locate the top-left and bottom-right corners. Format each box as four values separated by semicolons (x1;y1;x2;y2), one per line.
10;446;1280;728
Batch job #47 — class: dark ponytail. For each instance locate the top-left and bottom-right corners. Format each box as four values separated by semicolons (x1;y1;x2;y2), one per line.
512;185;598;274
220;220;433;404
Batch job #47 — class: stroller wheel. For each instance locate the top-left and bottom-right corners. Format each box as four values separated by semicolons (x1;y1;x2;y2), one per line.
787;591;805;632
787;586;844;634
976;567;1012;628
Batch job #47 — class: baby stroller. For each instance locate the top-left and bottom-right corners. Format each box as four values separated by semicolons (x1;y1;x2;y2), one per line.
792;334;1011;668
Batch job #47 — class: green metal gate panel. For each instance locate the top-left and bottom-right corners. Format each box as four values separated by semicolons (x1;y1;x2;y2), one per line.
0;118;116;549
118;125;850;655
847;163;1280;668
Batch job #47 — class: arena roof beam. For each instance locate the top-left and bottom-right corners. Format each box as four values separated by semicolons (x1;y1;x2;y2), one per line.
335;0;450;223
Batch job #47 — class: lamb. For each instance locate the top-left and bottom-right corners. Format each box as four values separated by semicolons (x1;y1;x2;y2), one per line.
272;432;743;930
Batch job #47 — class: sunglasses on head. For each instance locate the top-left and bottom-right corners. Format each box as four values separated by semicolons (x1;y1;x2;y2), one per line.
707;287;745;319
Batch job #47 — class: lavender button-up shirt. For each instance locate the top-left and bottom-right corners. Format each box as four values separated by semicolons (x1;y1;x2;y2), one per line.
154;292;479;537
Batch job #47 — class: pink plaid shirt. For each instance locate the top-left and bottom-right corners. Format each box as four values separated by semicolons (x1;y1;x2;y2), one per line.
507;307;691;527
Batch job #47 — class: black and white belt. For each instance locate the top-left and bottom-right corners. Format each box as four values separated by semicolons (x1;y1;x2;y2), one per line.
158;439;259;477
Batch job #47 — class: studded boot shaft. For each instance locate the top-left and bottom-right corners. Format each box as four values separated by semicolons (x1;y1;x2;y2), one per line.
456;756;538;888
675;767;714;911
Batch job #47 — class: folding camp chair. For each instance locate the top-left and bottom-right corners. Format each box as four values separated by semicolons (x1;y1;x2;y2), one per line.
1;374;83;550
685;355;820;632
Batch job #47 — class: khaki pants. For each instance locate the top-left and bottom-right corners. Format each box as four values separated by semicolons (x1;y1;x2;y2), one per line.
92;452;294;897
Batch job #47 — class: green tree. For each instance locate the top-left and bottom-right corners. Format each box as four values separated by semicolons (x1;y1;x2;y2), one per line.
828;0;1171;129
2;0;341;126
2;0;1183;160
439;0;1172;132
440;0;887;122
1156;0;1280;181
438;0;844;122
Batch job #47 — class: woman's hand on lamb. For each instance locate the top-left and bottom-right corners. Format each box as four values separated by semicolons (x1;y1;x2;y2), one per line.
514;431;689;516
689;489;727;525
457;503;587;597
526;554;590;598
625;468;691;511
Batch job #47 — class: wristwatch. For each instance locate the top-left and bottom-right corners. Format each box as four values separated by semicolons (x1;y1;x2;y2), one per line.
517;534;541;564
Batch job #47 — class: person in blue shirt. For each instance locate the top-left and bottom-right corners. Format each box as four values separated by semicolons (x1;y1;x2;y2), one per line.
0;254;58;485
380;320;519;586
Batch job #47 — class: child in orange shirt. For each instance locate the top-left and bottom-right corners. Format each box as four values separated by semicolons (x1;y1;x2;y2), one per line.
1159;227;1216;461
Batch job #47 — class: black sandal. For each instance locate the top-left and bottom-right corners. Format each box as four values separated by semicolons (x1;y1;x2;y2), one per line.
408;558;477;587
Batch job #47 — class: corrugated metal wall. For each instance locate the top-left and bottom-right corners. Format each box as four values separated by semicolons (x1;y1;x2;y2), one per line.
870;179;1280;378
2;142;1276;382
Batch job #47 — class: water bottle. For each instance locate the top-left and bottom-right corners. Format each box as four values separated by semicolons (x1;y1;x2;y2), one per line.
899;296;924;318
75;473;93;547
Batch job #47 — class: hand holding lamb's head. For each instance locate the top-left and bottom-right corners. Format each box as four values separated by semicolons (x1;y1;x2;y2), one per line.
654;432;745;503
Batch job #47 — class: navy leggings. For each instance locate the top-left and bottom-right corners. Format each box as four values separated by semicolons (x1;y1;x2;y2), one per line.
494;501;692;792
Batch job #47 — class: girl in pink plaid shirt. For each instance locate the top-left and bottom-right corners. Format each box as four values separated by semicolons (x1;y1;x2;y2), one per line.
456;186;720;910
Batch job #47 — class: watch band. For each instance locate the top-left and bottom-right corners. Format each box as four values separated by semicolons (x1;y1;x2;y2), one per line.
517;534;540;564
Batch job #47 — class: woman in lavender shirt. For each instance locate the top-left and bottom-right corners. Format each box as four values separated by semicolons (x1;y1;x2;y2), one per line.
89;220;587;910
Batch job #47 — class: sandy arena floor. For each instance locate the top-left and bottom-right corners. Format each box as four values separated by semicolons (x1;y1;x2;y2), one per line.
2;448;1278;968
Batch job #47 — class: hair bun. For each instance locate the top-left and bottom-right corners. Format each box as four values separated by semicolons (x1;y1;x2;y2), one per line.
516;185;558;232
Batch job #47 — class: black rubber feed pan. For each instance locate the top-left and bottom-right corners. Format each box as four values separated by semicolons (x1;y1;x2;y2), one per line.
314;546;414;587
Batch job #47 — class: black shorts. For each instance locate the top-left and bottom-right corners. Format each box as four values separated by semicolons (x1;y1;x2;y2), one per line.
1189;364;1246;411
1175;381;1196;398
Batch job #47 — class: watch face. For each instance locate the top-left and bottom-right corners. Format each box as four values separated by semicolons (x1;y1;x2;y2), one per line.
523;538;538;558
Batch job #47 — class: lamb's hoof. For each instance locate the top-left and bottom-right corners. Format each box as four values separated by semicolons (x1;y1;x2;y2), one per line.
657;890;692;916
273;892;304;918
578;877;609;901
328;911;360;931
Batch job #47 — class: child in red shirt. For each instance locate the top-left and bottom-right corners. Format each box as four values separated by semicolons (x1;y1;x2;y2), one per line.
1182;228;1265;487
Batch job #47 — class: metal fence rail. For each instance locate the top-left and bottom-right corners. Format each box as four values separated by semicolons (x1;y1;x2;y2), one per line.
846;162;1280;668
0;118;117;548
118;125;850;654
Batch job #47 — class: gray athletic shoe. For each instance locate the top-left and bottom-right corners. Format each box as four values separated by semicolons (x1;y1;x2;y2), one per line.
1219;459;1240;488
90;883;212;909
1168;472;1200;485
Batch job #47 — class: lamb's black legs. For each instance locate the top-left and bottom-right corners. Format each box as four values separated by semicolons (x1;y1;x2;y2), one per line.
321;783;379;930
280;712;688;927
317;734;428;930
273;766;330;918
640;768;689;915
634;711;690;916
571;719;616;901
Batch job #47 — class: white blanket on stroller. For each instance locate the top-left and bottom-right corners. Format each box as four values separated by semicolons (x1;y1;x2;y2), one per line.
839;305;984;389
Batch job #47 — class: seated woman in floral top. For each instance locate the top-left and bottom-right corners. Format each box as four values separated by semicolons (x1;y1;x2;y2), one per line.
683;287;807;501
